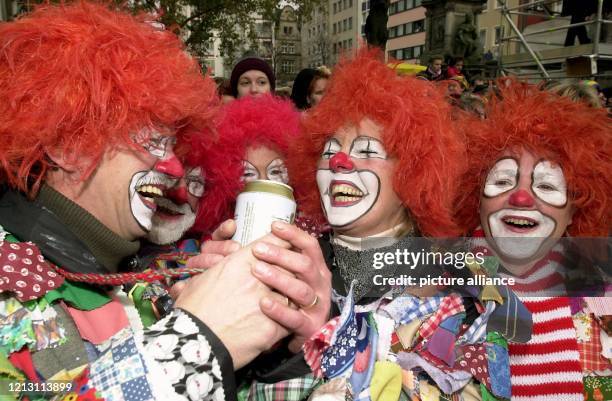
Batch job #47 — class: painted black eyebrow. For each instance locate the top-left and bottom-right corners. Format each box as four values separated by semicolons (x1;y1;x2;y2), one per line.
348;135;383;154
323;138;341;153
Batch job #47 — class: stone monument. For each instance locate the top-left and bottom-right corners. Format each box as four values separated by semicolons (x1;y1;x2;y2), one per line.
421;0;486;65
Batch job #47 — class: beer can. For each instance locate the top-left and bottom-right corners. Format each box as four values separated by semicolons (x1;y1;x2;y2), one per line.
232;180;297;246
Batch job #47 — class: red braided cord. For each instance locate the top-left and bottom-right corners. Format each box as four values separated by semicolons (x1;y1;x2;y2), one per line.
50;265;205;286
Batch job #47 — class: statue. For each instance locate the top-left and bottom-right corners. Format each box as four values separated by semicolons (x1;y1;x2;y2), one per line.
365;0;389;50
452;12;480;62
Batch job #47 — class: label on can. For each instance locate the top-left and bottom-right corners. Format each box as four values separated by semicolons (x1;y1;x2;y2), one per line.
232;180;297;246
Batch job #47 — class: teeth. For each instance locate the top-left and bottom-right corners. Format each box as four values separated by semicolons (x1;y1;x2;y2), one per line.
504;218;536;226
331;184;364;197
138;185;163;197
335;195;361;202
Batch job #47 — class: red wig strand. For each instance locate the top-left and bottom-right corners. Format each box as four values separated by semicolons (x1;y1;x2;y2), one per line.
455;79;612;236
190;94;300;234
287;48;467;237
0;1;218;196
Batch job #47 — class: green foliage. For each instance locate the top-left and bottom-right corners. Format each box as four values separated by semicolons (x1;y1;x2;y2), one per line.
123;0;324;65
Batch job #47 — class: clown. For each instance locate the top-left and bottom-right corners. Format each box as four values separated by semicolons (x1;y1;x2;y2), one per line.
211;94;326;237
0;4;325;400
456;80;612;401
282;49;530;401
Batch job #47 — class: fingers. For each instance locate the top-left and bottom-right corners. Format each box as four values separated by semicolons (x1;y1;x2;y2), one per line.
260;296;309;333
252;262;317;308
185;252;225;269
201;239;240;257
211;219;237;241
271;221;320;255
169;280;187;300
252;241;313;278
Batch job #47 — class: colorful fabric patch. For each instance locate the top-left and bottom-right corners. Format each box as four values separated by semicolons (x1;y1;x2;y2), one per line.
454;345;490;390
486;285;532;343
426;326;457;367
0;300;34;356
419;294;465;340
577;313;612;372
67;299;129;345
485;343;510;399
321;286;358;378
303;316;340;377
89;330;153;401
30;304;66;351
0;241;64;301
245;374;321;401
380;295;443;326
583;376;612;401
44;281;111;311
457;301;496;345
350;314;378;396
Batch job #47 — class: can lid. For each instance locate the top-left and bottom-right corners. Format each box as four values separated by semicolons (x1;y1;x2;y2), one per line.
243;180;294;199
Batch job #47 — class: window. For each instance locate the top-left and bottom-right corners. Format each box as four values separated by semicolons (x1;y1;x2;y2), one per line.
495;26;501;44
333;2;337;13
398;0;406;12
333;43;337;54
280;60;295;74
288;43;295;53
349;17;352;29
349;0;353;7
283;26;293;35
343;19;347;31
333;23;337;34
348;38;353;48
414;20;424;33
415;0;421;6
397;24;405;36
361;24;366;35
480;29;487;48
343;0;347;9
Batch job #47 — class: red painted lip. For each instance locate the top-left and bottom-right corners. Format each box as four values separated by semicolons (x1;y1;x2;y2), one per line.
501;215;539;233
329;180;364;207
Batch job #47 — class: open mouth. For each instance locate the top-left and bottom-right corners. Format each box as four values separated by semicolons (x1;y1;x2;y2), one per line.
501;215;539;232
155;202;185;220
136;184;167;211
330;180;365;207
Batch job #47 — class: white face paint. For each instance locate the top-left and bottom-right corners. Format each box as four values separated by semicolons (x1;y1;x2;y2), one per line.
242;161;259;183
532;161;567;206
129;130;181;232
488;208;556;260
266;158;289;184
129;171;161;232
316;169;380;227
483;158;518;198
348;136;388;160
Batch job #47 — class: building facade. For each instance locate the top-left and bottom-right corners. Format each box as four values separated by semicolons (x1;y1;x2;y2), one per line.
386;0;426;63
275;6;302;85
301;4;331;68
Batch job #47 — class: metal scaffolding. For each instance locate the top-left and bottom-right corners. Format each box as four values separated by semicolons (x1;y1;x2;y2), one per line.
496;0;611;81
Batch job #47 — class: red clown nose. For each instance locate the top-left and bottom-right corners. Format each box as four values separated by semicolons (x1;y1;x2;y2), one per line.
509;189;535;207
154;156;185;179
166;185;188;205
330;152;355;173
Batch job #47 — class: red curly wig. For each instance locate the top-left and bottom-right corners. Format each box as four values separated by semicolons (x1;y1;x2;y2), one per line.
455;79;612;236
287;48;467;237
189;94;301;234
0;1;218;196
